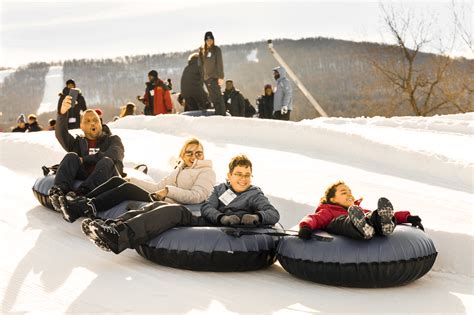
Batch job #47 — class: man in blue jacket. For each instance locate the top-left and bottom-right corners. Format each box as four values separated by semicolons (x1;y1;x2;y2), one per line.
272;66;293;121
82;154;280;254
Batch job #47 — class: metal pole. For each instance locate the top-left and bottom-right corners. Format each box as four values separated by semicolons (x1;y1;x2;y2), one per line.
267;40;328;117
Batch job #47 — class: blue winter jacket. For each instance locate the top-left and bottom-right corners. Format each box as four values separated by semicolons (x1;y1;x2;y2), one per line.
201;182;280;225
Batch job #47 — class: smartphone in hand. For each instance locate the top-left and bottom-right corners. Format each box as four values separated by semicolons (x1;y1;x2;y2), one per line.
68;88;79;109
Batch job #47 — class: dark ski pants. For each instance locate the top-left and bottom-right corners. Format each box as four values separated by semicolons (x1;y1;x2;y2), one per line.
86;176;153;213
184;93;210;111
205;78;226;116
326;210;386;240
54;152;119;193
273;110;291;121
115;203;209;249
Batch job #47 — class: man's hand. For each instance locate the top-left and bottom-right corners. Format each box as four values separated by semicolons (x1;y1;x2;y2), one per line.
60;96;72;115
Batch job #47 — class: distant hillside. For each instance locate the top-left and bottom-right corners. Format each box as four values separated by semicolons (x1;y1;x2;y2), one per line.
0;37;472;126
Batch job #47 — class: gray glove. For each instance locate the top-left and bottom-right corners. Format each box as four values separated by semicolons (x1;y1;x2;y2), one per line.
220;215;241;226
241;214;259;225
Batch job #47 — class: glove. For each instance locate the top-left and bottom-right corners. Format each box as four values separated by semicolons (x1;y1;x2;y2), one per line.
220;215;241;226
407;215;424;231
241;214;259;225
298;226;312;239
281;106;288;115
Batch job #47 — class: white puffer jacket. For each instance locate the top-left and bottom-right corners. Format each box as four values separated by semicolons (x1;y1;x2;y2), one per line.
129;159;216;204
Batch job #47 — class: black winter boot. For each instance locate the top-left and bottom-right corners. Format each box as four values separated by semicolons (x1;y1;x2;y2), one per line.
376;197;395;236
48;185;65;212
348;205;374;240
58;196;96;223
90;220;129;254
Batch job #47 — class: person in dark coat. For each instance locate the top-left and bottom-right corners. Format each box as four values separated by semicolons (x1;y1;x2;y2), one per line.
11;114;28;132
298;181;424;240
137;70;173;115
223;80;246;117
26;114;43;132
199;31;226;116
57;79;87;129
180;53;210;111
256;84;274;119
48;95;125;211
79;154;280;254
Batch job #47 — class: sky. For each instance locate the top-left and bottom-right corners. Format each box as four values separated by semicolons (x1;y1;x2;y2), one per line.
0;0;472;68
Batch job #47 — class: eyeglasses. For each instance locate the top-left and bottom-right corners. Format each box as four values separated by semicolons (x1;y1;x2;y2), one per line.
184;151;203;158
232;172;252;180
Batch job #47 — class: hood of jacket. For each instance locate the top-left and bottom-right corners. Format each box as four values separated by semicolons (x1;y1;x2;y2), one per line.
273;66;287;80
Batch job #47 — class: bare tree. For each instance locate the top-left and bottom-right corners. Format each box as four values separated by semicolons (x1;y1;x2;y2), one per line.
369;4;471;116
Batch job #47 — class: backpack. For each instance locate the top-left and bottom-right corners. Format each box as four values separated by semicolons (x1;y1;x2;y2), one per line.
244;98;257;117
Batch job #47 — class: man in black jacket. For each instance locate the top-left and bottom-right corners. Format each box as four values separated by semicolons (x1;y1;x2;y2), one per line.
180;53;210;111
223;80;246;117
49;95;125;211
57;79;87;129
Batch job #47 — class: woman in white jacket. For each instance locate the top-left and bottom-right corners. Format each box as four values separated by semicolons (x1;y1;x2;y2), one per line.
58;138;216;223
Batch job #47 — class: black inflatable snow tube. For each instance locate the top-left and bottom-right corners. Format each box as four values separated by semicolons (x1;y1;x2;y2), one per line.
32;175;82;210
136;226;279;272
277;225;437;288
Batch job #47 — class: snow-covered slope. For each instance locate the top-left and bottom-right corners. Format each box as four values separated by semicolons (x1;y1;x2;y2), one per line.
0;114;473;313
37;66;63;115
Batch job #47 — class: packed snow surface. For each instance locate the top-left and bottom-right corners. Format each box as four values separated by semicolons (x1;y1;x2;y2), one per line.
0;113;473;313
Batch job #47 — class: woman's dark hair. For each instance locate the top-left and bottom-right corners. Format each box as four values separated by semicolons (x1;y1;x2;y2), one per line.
320;181;345;204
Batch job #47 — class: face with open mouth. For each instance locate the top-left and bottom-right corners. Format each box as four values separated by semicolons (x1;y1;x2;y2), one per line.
330;184;355;208
227;165;252;193
80;111;102;140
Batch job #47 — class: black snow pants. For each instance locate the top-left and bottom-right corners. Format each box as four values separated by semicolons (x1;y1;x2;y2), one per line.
326;210;386;240
54;152;120;194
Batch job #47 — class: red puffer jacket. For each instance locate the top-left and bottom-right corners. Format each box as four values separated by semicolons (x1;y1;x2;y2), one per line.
299;202;411;230
143;80;173;115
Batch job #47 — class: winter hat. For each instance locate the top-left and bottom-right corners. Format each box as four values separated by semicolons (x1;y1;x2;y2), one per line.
17;114;26;124
95;108;104;117
65;79;76;87
28;114;37;121
48;119;56;126
148;70;158;78
204;31;214;41
264;84;272;89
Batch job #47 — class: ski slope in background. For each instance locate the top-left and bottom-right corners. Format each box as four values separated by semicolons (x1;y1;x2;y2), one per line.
0;114;473;313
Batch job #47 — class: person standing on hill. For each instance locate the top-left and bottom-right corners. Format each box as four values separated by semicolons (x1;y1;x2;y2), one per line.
26;114;43;132
180;53;210;111
256;84;274;119
223;80;245;117
12;114;28;132
272;66;293;121
57;79;87;129
137;70;173;116
199;31;225;116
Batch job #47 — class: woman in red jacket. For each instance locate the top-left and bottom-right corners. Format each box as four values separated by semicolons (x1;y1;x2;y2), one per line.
298;181;424;240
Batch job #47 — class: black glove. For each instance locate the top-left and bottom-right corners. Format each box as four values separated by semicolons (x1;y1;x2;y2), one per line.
298;226;313;239
407;215;424;231
220;215;240;226
241;214;259;225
